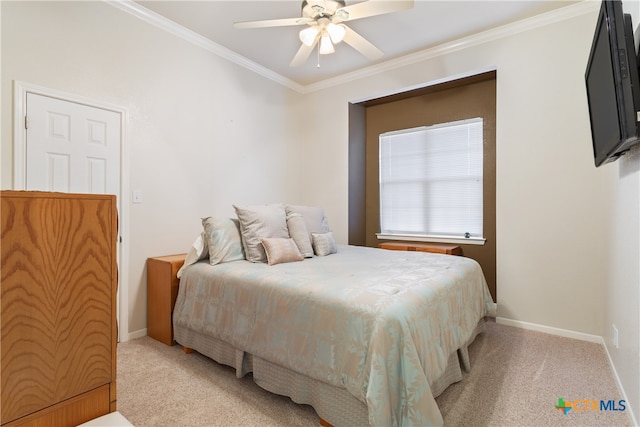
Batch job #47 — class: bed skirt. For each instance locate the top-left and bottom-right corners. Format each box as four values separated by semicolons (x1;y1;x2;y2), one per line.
174;319;486;427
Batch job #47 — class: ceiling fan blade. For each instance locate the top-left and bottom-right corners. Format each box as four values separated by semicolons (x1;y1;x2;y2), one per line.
337;0;414;22
342;26;383;60
234;17;308;29
290;40;318;67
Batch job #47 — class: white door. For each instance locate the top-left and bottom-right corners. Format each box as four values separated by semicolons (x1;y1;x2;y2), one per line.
24;91;123;339
25;93;120;196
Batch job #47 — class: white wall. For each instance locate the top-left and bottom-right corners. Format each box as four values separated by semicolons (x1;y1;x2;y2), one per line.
604;147;640;423
1;1;306;336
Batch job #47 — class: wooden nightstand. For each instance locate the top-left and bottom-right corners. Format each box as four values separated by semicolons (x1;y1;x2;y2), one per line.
378;241;462;256
147;254;186;346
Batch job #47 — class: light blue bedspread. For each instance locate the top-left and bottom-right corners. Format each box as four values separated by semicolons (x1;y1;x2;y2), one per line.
173;244;495;426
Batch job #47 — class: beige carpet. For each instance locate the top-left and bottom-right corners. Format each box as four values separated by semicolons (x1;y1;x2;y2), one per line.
117;320;632;426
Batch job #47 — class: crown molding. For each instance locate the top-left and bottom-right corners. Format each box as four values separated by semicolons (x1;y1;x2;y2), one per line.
304;0;600;93
106;0;598;95
105;0;306;93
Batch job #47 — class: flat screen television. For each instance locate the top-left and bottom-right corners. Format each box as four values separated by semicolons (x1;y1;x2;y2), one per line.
585;0;640;167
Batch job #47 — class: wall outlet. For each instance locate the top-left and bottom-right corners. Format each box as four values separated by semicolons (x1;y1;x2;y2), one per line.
613;324;619;349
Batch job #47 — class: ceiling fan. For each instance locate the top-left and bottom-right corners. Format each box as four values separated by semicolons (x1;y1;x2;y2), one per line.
233;0;414;67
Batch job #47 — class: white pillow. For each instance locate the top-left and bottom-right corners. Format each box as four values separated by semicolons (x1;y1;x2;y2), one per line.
261;237;304;265
311;231;337;256
233;204;289;263
176;232;209;278
201;217;245;265
286;213;314;258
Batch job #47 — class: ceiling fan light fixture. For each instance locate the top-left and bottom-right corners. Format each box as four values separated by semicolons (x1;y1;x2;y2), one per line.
236;0;414;67
299;26;319;46
319;34;335;54
327;23;346;44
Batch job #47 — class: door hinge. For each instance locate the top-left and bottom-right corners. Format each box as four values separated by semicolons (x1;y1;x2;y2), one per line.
24;116;28;130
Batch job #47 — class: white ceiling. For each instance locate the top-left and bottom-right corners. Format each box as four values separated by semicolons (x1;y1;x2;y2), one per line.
132;0;579;87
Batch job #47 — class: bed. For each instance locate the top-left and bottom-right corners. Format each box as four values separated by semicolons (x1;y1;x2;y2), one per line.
173;212;495;427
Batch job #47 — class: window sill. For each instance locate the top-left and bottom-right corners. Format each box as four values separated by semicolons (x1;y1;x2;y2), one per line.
376;233;486;246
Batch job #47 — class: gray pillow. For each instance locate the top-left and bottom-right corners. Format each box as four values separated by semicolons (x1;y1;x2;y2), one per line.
311;231;337;256
285;205;330;242
233;204;289;263
286;213;314;257
201;217;245;265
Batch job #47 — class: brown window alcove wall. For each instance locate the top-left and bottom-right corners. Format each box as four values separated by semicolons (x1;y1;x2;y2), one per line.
348;71;497;301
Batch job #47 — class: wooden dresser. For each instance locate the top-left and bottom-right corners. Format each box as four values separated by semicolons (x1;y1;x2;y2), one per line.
378;241;463;255
1;191;118;426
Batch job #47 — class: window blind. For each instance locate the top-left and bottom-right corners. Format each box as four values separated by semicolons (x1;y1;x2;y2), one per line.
379;117;483;240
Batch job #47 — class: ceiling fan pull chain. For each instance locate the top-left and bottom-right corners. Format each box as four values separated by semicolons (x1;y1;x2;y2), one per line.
317;42;321;68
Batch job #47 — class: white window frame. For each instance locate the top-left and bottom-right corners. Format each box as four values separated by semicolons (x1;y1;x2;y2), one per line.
376;117;486;246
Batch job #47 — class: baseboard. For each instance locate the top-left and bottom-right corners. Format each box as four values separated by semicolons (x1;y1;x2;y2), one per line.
120;328;147;342
496;317;637;426
601;340;638;427
495;317;603;344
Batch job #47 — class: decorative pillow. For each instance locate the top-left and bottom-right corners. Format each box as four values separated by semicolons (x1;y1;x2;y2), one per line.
201;217;245;265
233;204;289;263
177;232;209;278
260;238;304;266
286;213;314;258
285;205;331;243
311;231;337;256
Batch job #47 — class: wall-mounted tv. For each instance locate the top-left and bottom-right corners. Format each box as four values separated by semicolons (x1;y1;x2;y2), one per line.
585;0;640;167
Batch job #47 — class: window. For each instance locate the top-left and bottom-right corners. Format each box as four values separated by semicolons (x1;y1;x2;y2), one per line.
378;117;484;243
